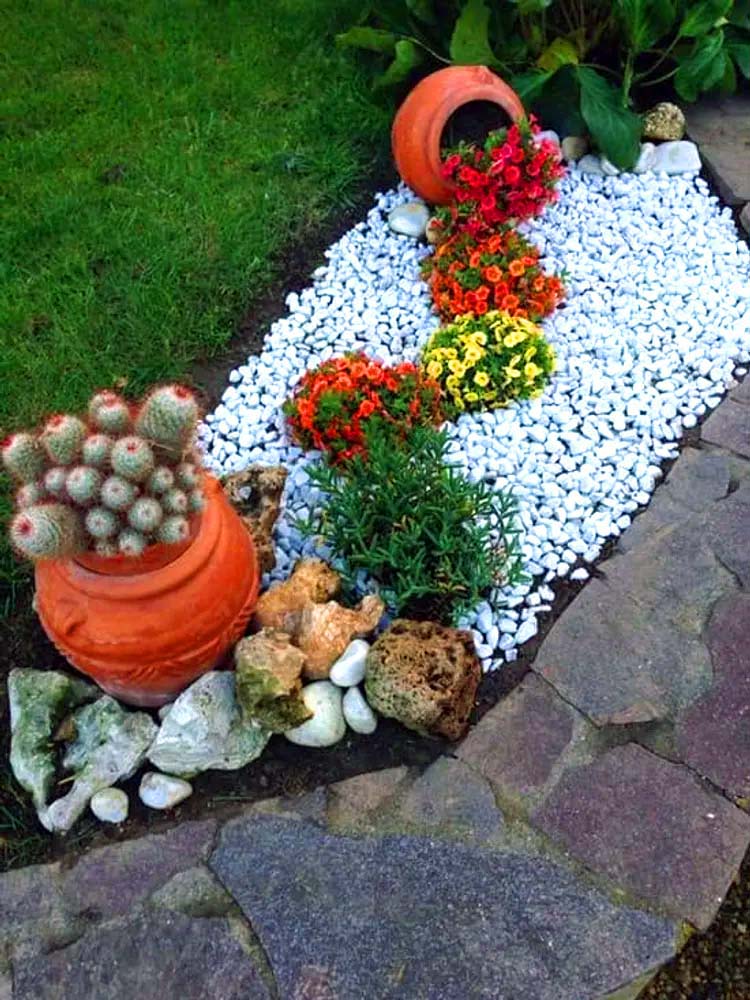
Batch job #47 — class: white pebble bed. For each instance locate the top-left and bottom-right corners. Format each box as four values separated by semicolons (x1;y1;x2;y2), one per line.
200;170;750;672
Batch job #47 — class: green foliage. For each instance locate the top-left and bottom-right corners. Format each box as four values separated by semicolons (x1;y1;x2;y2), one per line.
339;0;750;166
300;423;524;624
1;0;390;610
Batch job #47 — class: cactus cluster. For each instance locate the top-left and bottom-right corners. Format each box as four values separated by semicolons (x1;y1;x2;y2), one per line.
3;385;206;563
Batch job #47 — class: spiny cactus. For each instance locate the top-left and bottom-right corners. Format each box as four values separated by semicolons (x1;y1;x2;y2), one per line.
162;488;188;515
1;433;46;483
135;385;199;458
16;483;47;508
85;506;119;540
118;527;147;557
6;385;210;563
40;415;87;466
175;461;200;491
188;488;206;514
100;475;137;512
157;515;190;545
10;504;82;561
66;466;103;505
147;466;175;494
110;436;155;482
43;467;68;497
89;391;131;435
127;497;163;533
81;433;113;468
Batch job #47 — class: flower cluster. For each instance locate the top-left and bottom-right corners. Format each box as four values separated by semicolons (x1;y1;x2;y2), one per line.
433;116;565;241
421;228;564;323
421;310;555;417
283;354;442;463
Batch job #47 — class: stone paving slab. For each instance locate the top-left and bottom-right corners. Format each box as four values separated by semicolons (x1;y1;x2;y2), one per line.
11;910;270;1000
211;812;677;1000
532;743;750;929
686;96;750;206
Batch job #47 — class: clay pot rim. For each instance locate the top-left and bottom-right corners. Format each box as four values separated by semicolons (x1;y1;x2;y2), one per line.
42;475;227;598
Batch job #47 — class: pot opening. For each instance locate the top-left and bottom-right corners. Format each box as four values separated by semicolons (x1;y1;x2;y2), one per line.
441;100;513;150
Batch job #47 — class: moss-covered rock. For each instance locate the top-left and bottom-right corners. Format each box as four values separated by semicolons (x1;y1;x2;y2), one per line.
235;629;311;732
43;696;157;833
364;620;480;741
8;668;97;813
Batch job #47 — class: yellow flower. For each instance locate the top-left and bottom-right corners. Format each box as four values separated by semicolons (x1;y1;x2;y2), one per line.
524;346;537;361
464;348;483;366
464;391;479;403
503;330;527;348
524;362;542;381
504;355;522;380
472;332;488;346
448;359;465;375
426;360;443;379
474;371;490;387
445;375;460;392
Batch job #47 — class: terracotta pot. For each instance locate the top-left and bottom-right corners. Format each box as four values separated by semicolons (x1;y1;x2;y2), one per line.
34;475;260;707
391;65;525;205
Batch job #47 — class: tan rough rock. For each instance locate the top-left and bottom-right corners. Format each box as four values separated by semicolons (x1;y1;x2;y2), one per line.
253;558;340;633
234;629;312;732
222;465;287;573
642;102;686;142
364;619;480;741
297;595;385;680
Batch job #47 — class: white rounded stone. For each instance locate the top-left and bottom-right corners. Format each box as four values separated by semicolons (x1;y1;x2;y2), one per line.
139;772;193;810
285;681;346;748
329;639;369;687
90;788;129;824
388;201;430;239
342;686;378;735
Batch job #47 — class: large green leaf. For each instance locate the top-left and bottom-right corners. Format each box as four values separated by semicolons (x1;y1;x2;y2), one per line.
674;30;727;98
527;65;585;136
729;0;750;29
450;0;497;64
577;66;641;169
510;0;554;14
679;0;732;37
405;0;437;23
537;36;580;71
728;37;750;75
374;38;425;87
335;26;398;53
618;0;676;51
512;68;554;103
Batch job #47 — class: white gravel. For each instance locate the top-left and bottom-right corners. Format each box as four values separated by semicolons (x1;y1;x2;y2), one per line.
200;169;750;672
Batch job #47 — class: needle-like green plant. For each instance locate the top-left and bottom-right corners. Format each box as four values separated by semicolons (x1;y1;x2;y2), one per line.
299;421;524;624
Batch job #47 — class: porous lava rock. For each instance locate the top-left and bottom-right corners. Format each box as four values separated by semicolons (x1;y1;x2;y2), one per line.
222;465;287;572
364;620;480;740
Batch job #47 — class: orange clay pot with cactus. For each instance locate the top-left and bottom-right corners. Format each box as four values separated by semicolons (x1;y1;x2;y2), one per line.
3;385;260;707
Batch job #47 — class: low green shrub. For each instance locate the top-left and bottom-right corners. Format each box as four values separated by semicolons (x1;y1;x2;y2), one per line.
299;422;524;624
337;0;750;168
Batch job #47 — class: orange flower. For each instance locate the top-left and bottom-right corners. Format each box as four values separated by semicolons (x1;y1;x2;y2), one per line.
469;251;482;268
483;265;502;283
502;294;520;310
509;260;525;278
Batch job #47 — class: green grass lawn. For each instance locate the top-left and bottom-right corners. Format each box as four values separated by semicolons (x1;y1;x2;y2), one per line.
0;0;390;608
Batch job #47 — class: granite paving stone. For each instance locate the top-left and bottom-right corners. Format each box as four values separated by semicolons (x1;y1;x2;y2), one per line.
533;743;750;929
60;818;217;918
11;909;270;1000
536;524;731;725
685;96;750;205
702;399;750;458
211;812;677;1000
457;673;581;801
393;756;505;843
675;594;750;799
